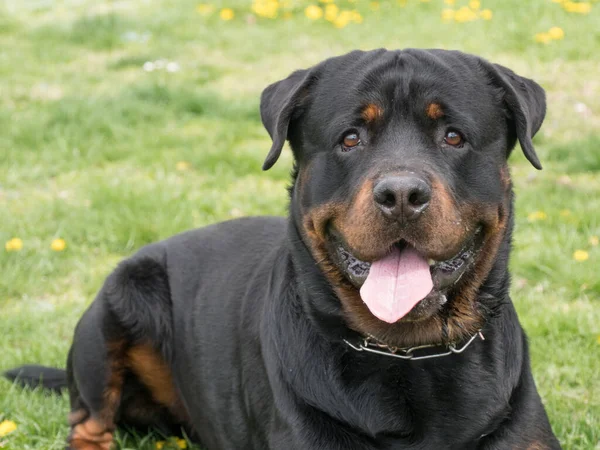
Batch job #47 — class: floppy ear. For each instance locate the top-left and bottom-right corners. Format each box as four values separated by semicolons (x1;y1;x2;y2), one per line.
260;68;318;170
482;62;546;170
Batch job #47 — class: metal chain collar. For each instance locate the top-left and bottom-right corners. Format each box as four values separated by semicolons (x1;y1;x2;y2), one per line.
343;330;485;361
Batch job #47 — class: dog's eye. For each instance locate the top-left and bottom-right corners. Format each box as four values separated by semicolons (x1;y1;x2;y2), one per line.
444;130;464;147
341;132;361;151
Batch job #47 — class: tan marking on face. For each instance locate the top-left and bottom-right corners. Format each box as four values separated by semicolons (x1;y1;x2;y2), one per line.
426;103;444;120
443;198;508;340
336;179;390;259
362;103;383;123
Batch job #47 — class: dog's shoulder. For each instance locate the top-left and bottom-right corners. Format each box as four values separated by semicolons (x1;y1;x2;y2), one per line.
118;216;287;268
163;216;286;252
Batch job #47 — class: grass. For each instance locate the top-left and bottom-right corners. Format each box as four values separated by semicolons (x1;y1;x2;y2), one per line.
0;0;599;448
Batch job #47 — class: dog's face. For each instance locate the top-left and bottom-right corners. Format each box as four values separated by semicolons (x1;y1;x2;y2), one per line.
261;49;545;346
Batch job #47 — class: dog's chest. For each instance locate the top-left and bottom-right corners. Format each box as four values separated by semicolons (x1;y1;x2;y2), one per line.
328;357;512;448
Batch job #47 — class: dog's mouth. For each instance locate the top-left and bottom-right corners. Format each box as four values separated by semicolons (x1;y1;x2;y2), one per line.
329;227;484;323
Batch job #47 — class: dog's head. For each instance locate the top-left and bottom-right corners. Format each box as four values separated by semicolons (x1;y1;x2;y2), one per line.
260;49;545;347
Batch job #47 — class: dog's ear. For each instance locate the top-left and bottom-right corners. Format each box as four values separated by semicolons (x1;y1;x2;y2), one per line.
260;68;318;170
482;61;546;170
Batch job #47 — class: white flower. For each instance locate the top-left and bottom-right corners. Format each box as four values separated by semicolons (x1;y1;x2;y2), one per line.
574;102;589;114
143;61;155;72
166;62;180;73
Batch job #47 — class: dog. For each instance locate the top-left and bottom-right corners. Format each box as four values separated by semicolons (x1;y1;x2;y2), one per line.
5;49;561;450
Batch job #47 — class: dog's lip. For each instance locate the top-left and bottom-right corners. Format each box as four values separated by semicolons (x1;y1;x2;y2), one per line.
328;227;484;291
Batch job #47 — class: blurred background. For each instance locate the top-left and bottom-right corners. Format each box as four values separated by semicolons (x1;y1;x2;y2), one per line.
0;0;598;448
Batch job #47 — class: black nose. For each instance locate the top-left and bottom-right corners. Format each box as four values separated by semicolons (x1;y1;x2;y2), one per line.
373;174;432;221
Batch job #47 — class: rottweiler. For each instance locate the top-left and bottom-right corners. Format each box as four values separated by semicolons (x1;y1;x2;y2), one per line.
5;49;561;450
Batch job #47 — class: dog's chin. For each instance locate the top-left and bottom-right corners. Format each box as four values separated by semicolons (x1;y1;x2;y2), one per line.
327;227;485;322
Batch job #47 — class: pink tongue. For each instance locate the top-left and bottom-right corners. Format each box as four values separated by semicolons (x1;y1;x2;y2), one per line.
359;246;433;323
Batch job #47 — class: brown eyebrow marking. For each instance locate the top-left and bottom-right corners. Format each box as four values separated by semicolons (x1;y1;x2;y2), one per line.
426;103;444;120
361;103;383;123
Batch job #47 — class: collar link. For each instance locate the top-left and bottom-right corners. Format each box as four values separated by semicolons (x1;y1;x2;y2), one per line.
343;330;485;361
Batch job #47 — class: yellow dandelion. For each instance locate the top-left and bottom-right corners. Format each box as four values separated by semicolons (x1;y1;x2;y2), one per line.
454;6;478;22
534;32;552;44
527;211;547;222
196;3;215;15
283;11;292;19
333;10;353;28
559;209;571;217
563;1;591;14
444;0;455;4
469;0;480;10
176;161;191;171
252;0;279;19
441;8;455;22
219;8;234;20
397;0;407;6
597;335;600;345
325;4;339;21
589;236;599;247
319;0;334;3
479;8;492;20
551;0;565;3
51;238;67;252
5;237;23;252
575;1;591;13
305;5;323;19
156;438;187;449
0;420;17;437
369;1;380;11
573;250;589;262
350;10;363;23
547;26;564;40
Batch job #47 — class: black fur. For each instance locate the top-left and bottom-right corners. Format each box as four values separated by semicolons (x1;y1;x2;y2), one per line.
5;49;560;450
4;365;67;394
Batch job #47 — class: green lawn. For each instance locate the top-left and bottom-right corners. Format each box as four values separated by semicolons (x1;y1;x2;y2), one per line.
1;0;599;448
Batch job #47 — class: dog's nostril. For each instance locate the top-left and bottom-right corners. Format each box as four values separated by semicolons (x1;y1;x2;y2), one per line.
408;188;430;207
382;192;396;208
408;192;420;206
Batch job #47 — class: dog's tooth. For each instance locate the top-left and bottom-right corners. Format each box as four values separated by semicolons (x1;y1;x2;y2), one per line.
440;294;448;305
428;259;436;266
